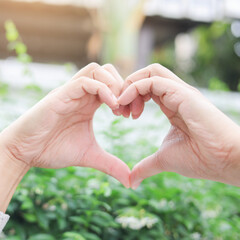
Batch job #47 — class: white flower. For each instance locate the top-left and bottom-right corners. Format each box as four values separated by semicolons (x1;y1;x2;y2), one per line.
158;199;167;208
49;205;57;211
219;222;231;231
87;179;100;189
168;201;175;209
202;209;219;219
35;187;43;195
191;232;201;240
116;216;158;230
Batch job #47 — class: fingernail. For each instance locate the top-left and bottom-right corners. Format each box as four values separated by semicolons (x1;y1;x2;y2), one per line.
132;114;138;120
114;109;121;116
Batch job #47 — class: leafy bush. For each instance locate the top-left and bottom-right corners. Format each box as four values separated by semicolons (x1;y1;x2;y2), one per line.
2;114;240;240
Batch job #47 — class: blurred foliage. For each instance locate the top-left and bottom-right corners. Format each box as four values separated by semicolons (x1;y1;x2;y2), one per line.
208;77;230;92
5;21;32;69
4;20;44;95
152;22;240;91
0;82;9;97
2;118;240;240
191;22;240;91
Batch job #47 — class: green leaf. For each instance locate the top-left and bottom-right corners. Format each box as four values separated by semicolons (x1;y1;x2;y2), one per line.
15;42;27;54
5;20;19;41
208;77;229;91
21;197;34;210
17;53;32;64
0;82;8;96
5;237;21;240
81;232;101;240
23;213;37;223
24;84;42;93
36;210;49;230
28;234;55;240
89;225;102;235
62;232;86;240
57;217;67;230
69;216;87;226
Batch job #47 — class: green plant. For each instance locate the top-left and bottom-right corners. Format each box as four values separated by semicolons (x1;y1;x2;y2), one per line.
5;20;32;66
4;20;44;96
2;114;239;240
208;77;229;91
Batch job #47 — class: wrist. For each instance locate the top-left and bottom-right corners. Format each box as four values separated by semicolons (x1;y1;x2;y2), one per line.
223;130;240;187
0;144;30;212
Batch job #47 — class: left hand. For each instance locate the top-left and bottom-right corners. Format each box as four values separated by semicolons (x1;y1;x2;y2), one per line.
0;63;130;188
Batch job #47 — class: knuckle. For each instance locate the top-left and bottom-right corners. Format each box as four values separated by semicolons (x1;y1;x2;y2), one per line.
92;66;102;77
151;76;162;85
101;83;110;92
150;63;160;68
126;77;134;85
189;86;202;95
150;63;161;71
77;76;89;83
103;63;115;70
152;76;161;81
107;83;113;88
88;62;100;69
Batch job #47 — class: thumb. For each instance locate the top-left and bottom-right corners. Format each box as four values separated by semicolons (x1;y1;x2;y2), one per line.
80;146;131;188
130;151;167;189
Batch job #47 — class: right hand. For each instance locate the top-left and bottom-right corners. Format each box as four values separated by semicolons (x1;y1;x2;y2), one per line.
118;64;240;188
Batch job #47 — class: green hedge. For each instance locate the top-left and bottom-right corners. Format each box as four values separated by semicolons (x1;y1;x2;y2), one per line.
3;117;240;240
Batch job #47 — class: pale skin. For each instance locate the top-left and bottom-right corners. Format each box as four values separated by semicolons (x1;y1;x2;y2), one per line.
0;63;240;215
0;63;131;213
118;63;240;189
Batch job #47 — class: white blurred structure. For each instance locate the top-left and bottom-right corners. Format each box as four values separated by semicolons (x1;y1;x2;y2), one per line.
12;0;240;21
145;0;240;21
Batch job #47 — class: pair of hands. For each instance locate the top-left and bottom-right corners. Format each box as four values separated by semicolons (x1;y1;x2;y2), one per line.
1;63;240;190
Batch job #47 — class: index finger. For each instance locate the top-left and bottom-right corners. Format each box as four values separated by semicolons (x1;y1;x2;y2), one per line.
102;64;124;89
118;77;186;114
123;63;187;91
122;63;184;119
72;62;100;80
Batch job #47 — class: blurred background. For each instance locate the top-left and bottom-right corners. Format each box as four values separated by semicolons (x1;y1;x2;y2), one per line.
0;0;240;239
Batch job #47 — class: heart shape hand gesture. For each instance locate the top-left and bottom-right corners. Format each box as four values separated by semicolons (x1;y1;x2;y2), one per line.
1;63;240;194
